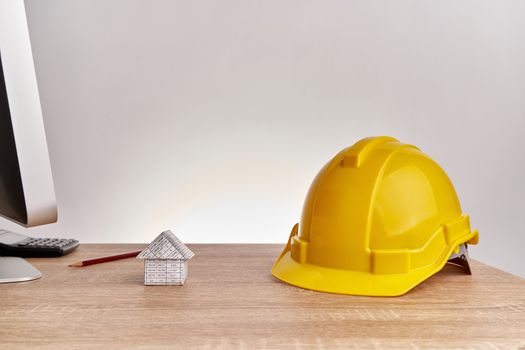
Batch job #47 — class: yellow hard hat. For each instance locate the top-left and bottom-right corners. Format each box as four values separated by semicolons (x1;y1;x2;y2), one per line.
272;136;479;296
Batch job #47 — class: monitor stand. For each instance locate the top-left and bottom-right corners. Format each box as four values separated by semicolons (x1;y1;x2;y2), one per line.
0;256;41;284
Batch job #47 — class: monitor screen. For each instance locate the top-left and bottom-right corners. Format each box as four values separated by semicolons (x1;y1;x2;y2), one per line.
0;51;28;224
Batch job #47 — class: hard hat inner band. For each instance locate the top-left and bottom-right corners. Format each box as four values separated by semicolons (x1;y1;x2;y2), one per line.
446;243;471;274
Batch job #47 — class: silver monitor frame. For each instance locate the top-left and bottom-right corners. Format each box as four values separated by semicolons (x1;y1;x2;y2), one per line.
0;0;57;227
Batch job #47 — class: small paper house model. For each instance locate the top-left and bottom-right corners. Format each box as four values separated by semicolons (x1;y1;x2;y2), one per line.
137;230;195;286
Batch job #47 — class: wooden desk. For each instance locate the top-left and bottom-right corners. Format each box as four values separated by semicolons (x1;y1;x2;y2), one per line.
1;244;524;349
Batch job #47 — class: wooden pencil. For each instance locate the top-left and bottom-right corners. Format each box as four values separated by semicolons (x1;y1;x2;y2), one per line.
68;250;142;267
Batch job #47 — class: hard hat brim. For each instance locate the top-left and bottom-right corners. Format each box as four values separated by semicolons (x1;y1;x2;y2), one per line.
272;252;443;296
272;229;478;297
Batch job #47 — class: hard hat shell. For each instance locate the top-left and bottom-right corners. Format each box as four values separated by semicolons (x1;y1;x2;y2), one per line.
272;136;479;296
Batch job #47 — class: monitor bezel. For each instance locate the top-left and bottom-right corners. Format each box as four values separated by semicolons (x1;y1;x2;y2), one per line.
0;0;57;227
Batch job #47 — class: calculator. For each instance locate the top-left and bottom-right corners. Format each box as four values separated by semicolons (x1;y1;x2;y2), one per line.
0;229;79;257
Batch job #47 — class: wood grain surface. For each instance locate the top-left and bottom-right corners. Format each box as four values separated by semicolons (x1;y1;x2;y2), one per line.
1;244;524;349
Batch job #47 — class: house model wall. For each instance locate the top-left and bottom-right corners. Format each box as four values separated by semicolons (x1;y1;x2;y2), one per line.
137;230;194;286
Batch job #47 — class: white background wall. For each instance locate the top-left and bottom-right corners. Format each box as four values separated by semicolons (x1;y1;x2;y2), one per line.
2;0;524;277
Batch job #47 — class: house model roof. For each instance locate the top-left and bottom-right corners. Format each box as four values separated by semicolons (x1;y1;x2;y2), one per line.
137;230;195;260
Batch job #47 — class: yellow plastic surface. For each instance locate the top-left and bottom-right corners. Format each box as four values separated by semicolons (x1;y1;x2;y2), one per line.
272;136;479;296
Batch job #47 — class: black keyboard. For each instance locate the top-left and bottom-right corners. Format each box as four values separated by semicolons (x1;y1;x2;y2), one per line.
0;229;79;257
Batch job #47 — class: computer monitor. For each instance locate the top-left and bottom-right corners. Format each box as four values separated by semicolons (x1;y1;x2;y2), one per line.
0;0;58;283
